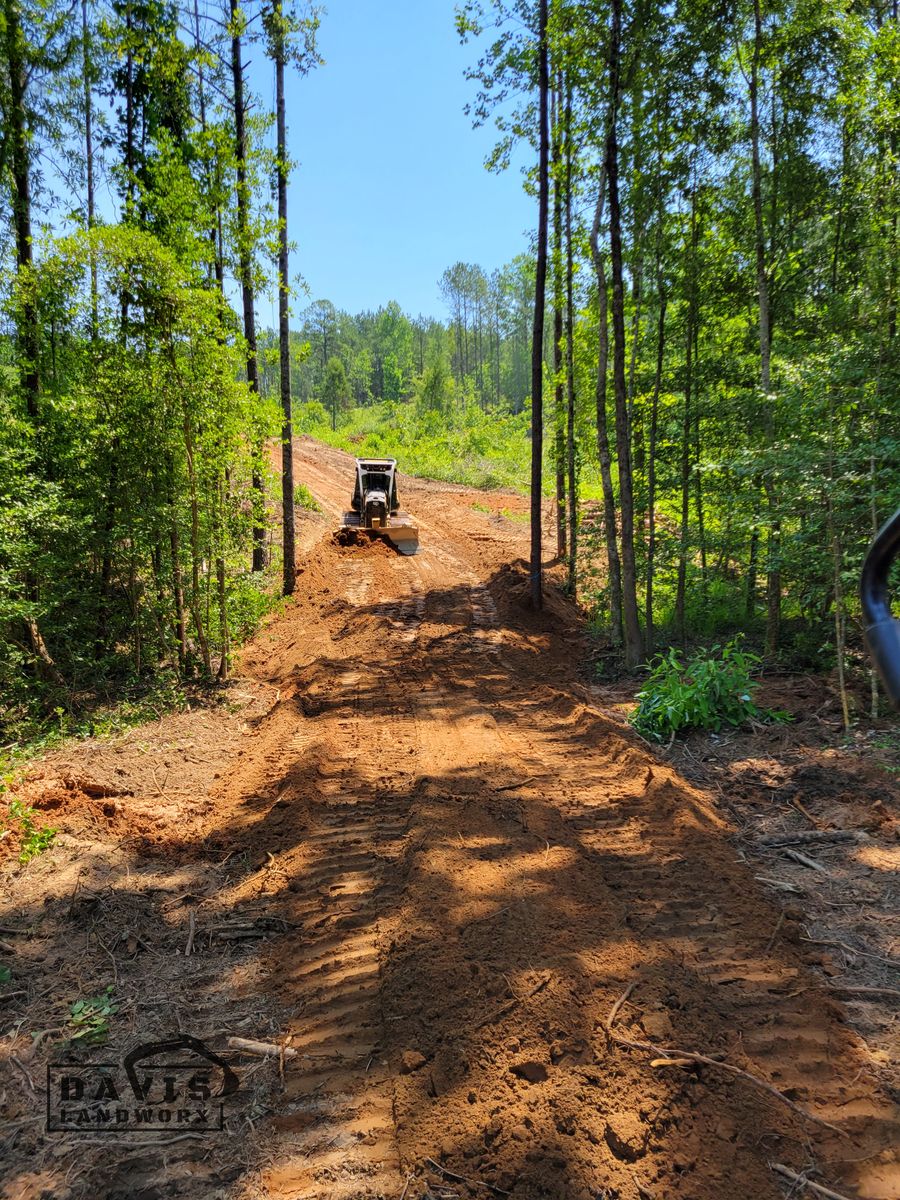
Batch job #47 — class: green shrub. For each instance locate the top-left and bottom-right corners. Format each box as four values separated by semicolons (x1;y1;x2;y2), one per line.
226;574;278;642
631;638;787;741
294;483;322;512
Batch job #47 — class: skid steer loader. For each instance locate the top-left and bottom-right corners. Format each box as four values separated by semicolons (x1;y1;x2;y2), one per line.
338;458;419;555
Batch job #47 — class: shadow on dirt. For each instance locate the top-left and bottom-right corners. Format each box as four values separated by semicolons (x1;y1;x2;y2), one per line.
1;555;897;1200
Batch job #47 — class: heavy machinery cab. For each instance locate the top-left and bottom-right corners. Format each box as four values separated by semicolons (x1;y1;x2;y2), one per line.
351;458;400;518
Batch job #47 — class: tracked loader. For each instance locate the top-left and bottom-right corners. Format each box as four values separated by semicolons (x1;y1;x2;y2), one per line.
339;458;419;555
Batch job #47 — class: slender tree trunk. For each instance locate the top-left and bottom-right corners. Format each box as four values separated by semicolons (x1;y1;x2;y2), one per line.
564;77;577;597
746;520;759;618
216;549;229;680
272;5;296;596
675;185;699;643
628;255;644;475
750;0;780;656
675;306;693;643
645;288;666;655
693;322;707;600
82;0;98;337
231;0;266;573
124;2;135;222
606;0;642;667
530;0;550;610
169;512;187;672
183;415;212;674
552;83;566;560
590;165;624;646
5;0;39;416
826;391;850;730
868;432;880;718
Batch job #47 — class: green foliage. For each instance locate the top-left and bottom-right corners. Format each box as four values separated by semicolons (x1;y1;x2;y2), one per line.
321;356;351;428
630;640;787;742
226;574;280;643
6;799;57;865
294;483;322;512
0;966;11;985
415;355;454;415
68;986;118;1045
303;398;533;491
0;225;281;733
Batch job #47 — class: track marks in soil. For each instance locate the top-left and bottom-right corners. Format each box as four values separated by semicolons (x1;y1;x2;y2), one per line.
260;438;900;1200
259;659;420;1198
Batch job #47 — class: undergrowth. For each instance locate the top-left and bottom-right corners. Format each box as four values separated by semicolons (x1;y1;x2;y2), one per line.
295;483;323;512
68;986;118;1045
299;399;532;491
4;799;57;864
631;639;789;741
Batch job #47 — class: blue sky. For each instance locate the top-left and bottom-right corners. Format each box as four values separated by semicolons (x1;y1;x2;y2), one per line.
270;0;535;320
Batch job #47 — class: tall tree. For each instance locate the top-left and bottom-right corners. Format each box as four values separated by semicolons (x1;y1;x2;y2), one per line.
564;72;577;596
230;0;265;573
530;0;550;609
605;0;642;666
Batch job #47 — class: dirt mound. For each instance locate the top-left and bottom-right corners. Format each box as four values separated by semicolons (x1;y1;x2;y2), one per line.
331;526;399;554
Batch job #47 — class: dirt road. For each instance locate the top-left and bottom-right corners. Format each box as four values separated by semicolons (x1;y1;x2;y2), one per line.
2;436;899;1200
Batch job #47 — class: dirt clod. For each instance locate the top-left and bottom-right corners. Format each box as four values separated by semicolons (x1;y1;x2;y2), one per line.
605;1113;648;1162
510;1060;549;1084
401;1049;427;1073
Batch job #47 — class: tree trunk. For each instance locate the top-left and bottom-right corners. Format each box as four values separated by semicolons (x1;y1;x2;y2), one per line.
750;0;780;656
231;0;266;573
552;83;566;561
693;322;707;600
273;4;296;596
645;289;666;655
530;0;550;610
564;77;577;597
746;520;759;618
606;0;642;668
675;188;699;644
169;519;187;671
82;0;98;337
589;166;624;647
675;315;692;643
183;414;212;674
5;0;39;416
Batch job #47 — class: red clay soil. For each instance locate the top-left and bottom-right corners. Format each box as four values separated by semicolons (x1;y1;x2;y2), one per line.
1;435;898;1200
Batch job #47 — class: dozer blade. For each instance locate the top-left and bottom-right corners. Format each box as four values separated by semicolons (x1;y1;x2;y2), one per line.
338;512;419;555
384;520;418;555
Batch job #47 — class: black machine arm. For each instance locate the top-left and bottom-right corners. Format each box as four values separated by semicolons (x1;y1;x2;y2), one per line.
861;506;900;707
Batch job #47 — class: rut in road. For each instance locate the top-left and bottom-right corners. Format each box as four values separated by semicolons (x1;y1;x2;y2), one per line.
228;439;900;1200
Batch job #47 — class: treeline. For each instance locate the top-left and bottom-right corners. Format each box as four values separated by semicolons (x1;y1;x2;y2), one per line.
261;257;536;420
458;0;900;699
0;0;317;731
